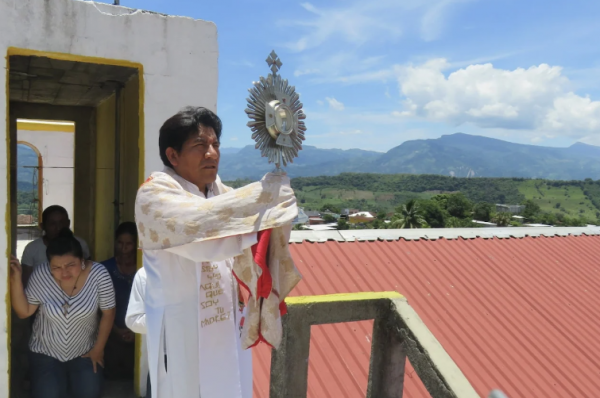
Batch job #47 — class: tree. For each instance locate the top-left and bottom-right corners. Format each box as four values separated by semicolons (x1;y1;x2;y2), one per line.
323;214;337;223
473;202;493;222
431;194;450;209
522;199;541;219
446;193;473;219
535;212;557;225
445;217;473;228
390;200;428;229
492;212;512;227
418;199;446;228
337;219;349;230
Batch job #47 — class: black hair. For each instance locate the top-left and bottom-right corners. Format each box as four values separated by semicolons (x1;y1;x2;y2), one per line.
159;106;223;168
41;205;69;225
46;228;83;261
115;221;138;240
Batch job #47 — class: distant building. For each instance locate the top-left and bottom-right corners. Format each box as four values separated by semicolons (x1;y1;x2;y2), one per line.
293;208;310;225
304;211;325;225
17;214;35;225
349;211;375;224
302;223;338;231
496;204;525;214
472;220;498;227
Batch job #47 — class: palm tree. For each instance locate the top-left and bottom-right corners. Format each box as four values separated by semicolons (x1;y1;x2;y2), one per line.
492;212;512;227
390;200;429;229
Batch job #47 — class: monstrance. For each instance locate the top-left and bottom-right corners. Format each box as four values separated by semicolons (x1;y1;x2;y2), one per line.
245;51;306;172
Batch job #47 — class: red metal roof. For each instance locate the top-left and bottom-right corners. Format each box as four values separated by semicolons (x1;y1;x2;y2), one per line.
253;234;600;398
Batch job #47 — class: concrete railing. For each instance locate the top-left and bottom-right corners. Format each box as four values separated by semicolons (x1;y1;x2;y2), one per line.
270;292;480;398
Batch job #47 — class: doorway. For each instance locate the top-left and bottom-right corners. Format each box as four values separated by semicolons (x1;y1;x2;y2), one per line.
7;50;144;398
16;119;76;260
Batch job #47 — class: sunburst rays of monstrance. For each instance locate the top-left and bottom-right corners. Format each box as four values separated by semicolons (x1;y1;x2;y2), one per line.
245;51;306;171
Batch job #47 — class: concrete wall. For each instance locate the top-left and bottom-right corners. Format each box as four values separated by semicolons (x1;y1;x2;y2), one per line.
17;128;75;226
2;0;219;395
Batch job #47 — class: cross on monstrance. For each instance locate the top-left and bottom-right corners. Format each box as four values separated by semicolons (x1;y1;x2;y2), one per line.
266;51;283;74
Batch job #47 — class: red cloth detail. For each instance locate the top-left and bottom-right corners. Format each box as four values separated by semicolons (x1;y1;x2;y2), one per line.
252;229;272;299
279;301;288;316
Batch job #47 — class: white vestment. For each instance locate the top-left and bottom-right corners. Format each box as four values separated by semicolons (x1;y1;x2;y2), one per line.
142;168;254;398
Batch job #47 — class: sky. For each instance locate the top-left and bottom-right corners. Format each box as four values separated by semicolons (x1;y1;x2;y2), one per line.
98;0;600;152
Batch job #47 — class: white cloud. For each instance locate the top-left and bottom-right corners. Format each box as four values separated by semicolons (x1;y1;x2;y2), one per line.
282;0;469;53
282;2;402;52
316;100;324;106
394;58;600;139
230;137;239;141
325;97;345;111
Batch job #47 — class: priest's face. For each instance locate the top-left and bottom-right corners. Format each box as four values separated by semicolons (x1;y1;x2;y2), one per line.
168;126;220;191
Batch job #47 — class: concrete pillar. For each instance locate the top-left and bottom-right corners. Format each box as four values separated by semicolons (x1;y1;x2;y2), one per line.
269;304;311;398
367;312;407;398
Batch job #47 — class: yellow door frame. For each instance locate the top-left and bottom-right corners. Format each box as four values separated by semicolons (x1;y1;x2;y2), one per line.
5;47;145;396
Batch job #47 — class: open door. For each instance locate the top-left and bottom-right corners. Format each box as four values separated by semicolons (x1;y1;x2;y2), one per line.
7;49;145;398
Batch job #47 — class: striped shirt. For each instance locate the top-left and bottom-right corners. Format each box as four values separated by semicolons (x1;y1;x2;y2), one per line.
25;262;116;362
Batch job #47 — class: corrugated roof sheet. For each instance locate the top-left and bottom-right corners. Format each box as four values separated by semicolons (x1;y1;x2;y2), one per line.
253;228;600;398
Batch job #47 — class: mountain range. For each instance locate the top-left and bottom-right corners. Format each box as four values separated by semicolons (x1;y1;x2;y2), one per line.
16;134;600;189
218;133;600;181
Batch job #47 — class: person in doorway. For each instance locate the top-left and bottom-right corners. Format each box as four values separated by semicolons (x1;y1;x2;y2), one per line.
102;221;138;379
135;106;298;398
16;205;91;393
9;228;116;398
21;205;91;279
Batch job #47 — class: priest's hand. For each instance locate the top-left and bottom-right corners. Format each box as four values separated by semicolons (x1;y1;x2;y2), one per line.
262;173;292;190
113;325;135;342
82;347;105;373
121;330;135;342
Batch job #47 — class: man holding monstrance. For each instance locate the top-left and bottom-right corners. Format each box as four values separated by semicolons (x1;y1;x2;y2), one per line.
135;52;306;397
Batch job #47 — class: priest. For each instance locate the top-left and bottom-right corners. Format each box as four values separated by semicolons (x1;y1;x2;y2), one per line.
134;106;300;398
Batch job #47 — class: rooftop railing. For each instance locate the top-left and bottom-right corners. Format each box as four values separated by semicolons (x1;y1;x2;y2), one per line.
270;292;507;398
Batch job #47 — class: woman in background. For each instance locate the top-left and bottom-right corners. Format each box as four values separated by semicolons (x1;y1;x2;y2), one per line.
10;228;115;398
102;221;138;380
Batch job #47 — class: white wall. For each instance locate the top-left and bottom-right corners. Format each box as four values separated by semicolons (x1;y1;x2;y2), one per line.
18;130;75;224
0;0;219;394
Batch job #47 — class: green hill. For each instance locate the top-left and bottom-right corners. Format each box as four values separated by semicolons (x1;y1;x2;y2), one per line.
281;173;600;223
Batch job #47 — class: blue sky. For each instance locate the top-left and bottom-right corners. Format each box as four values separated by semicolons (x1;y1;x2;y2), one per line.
99;0;600;152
